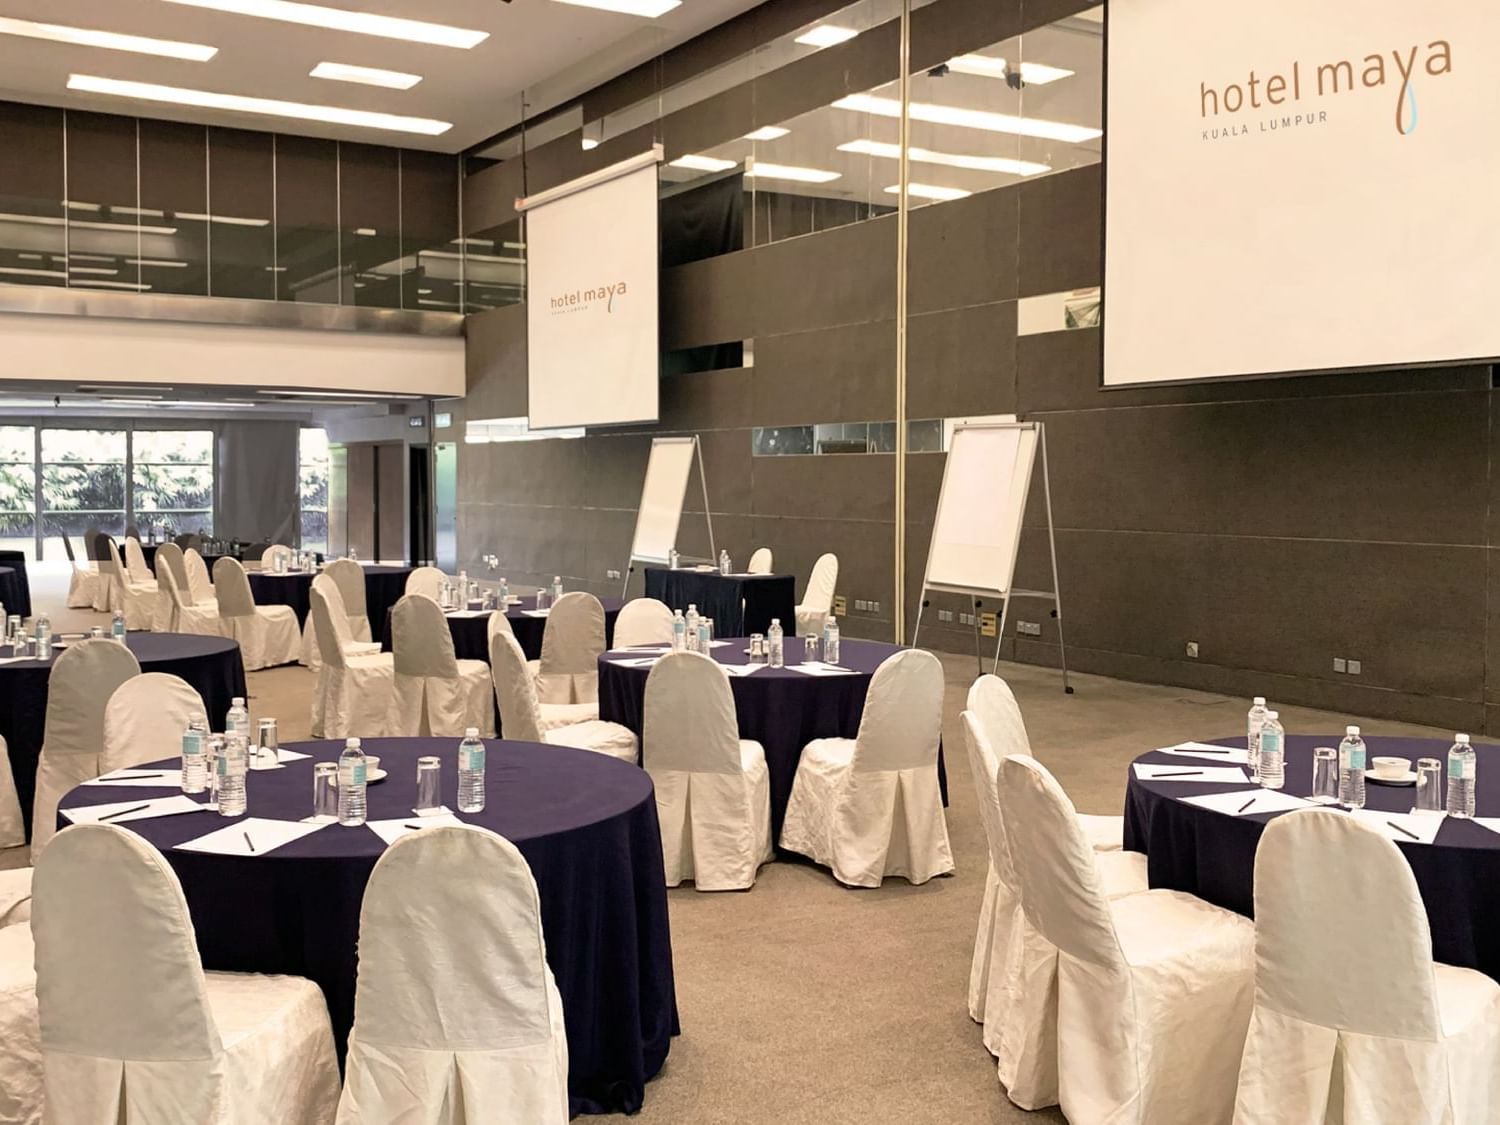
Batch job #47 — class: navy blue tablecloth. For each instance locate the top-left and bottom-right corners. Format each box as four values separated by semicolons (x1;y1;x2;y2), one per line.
0;553;30;618
141;545;230;574
643;568;796;636
379;595;624;662
1125;734;1500;979
249;565;412;628
598;636;946;841
0;633;246;838
58;738;677;1117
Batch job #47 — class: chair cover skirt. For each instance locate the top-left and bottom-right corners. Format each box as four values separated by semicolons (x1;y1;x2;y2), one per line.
389;659;495;738
0;735;22;850
223;605;300;670
65;566;99;610
542;722;638;763
653;742;773;891
319;656;395;740
0;925;40;1125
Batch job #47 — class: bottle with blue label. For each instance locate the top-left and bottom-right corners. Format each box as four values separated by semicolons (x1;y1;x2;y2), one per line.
1257;711;1285;789
338;738;368;826
684;604;700;652
1447;733;1476;818
671;610;686;651
1338;725;1366;809
181;720;208;794
34;614;50;660
458;727;486;813
823;617;841;665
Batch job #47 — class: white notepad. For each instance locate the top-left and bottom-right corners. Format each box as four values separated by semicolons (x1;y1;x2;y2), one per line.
787;662;858;677
606;656;660;668
82;768;184;788
521;609;550;618
1154;742;1251;765
1180;788;1314;817
1349;809;1446;846
721;664;765;677
176;817;332;856
366;812;465;847
1133;763;1252;784
62;794;208;825
445;610;489;619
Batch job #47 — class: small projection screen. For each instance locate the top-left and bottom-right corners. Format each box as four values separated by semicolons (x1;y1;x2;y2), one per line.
1104;0;1492;387
522;150;661;428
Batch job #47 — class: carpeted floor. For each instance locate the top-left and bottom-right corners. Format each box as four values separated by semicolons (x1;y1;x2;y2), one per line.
12;566;1452;1123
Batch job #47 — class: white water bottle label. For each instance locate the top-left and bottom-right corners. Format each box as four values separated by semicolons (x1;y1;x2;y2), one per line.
342;762;366;786
462;746;485;771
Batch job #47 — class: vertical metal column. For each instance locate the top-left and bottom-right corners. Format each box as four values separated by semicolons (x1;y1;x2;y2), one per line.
893;0;912;644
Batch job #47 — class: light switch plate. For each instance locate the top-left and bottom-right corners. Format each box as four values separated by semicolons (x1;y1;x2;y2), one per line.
1347;659;1361;675
1333;658;1346;673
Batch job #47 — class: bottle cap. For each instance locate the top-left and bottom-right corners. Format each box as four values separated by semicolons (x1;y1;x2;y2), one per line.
1346;725;1360;736
1457;733;1471;744
232;696;244;707
345;737;361;749
688;604;697;611
771;618;781;625
464;727;479;738
1253;696;1266;706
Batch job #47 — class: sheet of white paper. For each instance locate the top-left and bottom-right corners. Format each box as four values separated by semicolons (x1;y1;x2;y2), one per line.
609;646;670;654
0;657;28;666
1350;809;1446;845
82;768;184;788
445;610;489;619
606;656;660;668
787;662;859;676
521;609;550;618
1155;741;1250;764
1471;817;1500;838
1180;788;1315;816
707;640;733;649
1133;763;1253;784
367;812;465;847
62;794;209;825
277;749;311;763
721;664;765;677
176;816;332;856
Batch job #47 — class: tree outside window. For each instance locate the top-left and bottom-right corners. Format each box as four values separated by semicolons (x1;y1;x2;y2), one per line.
133;430;215;538
40;429;126;556
0;426;36;559
300;428;330;554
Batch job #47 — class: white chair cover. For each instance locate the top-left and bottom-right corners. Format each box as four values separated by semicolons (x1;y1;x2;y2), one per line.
0;867;33;928
534;592;605;705
1000;754;1254;1125
0;735;23;850
150;545;194;633
612;598;674;648
780;648;953;886
90;535;116;612
104;538;154;630
260;544;293;569
0;922;40;1125
335;826;569;1124
404;566;447;601
183;549;216;607
154;557;221;637
310;585;392;741
62;533;100;610
746;547;773;575
213;558;300;670
486;608;516;647
643;652;772;891
123;537;156;587
33;824;340;1125
388;595;495;738
1233;809;1500;1125
102;674;208;774
31;640;140;855
490;632;637;762
325;558;373;642
794;552;838;635
301;565;378;670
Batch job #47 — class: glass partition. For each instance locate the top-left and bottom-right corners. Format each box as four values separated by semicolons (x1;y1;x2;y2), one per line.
133;429;215;536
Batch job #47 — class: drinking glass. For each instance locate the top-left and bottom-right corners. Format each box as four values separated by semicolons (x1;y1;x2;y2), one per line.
1414;758;1444;813
89;626;103;638
254;718;279;770
803;634;821;663
416;756;442;814
749;633;765;661
312;763;339;822
535;588;552;612
1310;746;1338;804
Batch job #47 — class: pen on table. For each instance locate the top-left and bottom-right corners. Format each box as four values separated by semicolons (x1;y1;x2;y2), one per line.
1184;748;1231;755
1156;770;1202;778
1388;820;1420;841
1236;797;1256;814
104;773;165;781
404;823;428;830
243;831;255;853
99;803;149;822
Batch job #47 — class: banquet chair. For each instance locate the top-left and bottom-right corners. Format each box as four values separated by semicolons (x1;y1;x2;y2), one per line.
213;557;301;670
780;648;953;887
746;547;773;575
102;674;208;774
153;557;220;637
404;566;446;601
336;826;569;1124
183;548;216;608
33;824;341;1125
260;544;294;570
491;632;637;761
90;534;114;613
794;553;838;635
176;533;203;553
1233;809;1500;1125
310;585;391;740
612;598;674;648
486;606;516;646
387;595;494;738
1000;754;1254;1125
0;865;29;928
529;592;606;708
643;651;772;891
31;640;140;856
0;734;23;851
122;536;156;589
302;561;375;669
961;712;1146;1108
60;532;100;610
103;538;154;630
124;523;141;542
0;921;40;1125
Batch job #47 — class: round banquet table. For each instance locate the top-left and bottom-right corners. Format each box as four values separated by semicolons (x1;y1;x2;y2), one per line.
598;636;947;840
57;737;677;1117
1124;734;1500;980
0;567;24;623
0;632;246;839
0;551;30;618
379;594;624;662
248;564;412;629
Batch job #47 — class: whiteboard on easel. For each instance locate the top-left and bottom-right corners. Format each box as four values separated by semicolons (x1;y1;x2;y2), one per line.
629;437;698;564
925;423;1038;596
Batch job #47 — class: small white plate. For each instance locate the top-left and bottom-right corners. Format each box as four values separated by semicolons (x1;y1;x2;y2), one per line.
367;769;388;784
1368;771;1418;786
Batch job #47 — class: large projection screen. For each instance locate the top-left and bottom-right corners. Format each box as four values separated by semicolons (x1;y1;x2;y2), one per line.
1104;0;1494;387
523;153;660;428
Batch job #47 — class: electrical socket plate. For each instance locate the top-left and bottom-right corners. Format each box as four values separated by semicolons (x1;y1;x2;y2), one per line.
1347;659;1361;675
1016;620;1042;637
1333;657;1346;673
871;601;880;613
832;595;847;616
1186;641;1199;659
980;612;998;637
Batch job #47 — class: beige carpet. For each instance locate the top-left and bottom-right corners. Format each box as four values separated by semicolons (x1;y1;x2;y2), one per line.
14;567;1451;1123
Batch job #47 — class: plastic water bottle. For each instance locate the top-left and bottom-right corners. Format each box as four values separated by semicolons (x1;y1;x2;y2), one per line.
719;549;731;575
498;576;510;604
823;617;841;665
226;697;250;742
1338;725;1367;809
111;609;126;641
34;615;50;659
458;571;470;605
205;735;222;810
1447;733;1476;818
1246;696;1268;777
458;727;486;813
217;735;247;817
552;575;563;602
672;610;686;651
669;547;680;569
684;604;700;652
338;738;368;826
696;620;711;651
181;719;208;794
768;617;785;668
1258;710;1285;789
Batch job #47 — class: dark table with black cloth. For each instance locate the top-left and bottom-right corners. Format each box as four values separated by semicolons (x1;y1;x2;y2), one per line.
643;567;796;637
598;636;946;841
57;737;678;1116
1124;734;1500;980
380;595;624;662
248;564;412;629
0;552;30;618
140;545;229;573
0;632;246;839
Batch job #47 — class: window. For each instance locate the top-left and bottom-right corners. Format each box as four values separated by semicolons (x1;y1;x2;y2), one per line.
133;430;214;537
40;428;126;552
299;428;330;554
0;427;35;559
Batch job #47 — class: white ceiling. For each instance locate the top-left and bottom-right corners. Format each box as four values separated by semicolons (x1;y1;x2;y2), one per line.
0;0;768;151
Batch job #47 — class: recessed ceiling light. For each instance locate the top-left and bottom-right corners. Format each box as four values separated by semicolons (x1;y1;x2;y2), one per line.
158;0;487;49
63;200;102;212
0;16;217;61
746;160;840;184
885;183;972;201
177;212;269;227
833;93;1101;143
581;137;600;150
68;265;119;275
310;62;422;91
0;210;176;235
549;0;682;17
946;55;1074;84
838;139;1051;176
72;279;152;291
128;258;189;268
67;74;453;136
744;126;789;142
669;154;736;173
354;227;377;236
0;266;66;280
795;25;858;48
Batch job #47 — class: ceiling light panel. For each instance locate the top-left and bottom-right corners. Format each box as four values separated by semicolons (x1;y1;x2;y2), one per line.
945;55;1074;84
795;25;858;48
744;126;789;141
68;75;453;136
310;62;421;90
834;93;1102;143
0;16;217;60
745;160;840;184
550;0;682;17
838;139;1050;176
885;183;972;201
158;0;488;49
669;154;736;172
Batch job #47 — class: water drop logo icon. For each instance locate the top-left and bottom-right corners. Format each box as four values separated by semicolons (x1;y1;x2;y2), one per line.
1398;78;1419;135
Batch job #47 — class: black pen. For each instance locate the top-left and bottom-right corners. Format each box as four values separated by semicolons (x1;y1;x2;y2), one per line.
243;831;255;853
105;773;164;782
1185;748;1231;755
1156;770;1202;778
1388;820;1419;840
404;823;427;830
99;803;149;822
1236;797;1256;813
